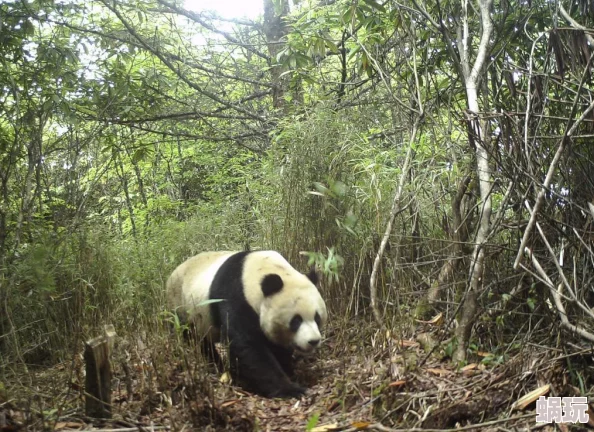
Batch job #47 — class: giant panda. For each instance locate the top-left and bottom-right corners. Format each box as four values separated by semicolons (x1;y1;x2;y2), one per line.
166;250;327;398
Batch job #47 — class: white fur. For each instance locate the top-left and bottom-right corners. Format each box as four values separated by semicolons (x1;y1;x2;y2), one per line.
293;321;322;353
166;250;327;353
166;251;235;339
242;251;327;352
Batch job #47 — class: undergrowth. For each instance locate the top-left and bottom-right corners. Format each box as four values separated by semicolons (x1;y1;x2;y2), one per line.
1;108;585;420
0;205;249;369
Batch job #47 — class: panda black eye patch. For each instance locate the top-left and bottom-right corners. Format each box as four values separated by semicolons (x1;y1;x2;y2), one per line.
314;312;321;327
290;314;303;332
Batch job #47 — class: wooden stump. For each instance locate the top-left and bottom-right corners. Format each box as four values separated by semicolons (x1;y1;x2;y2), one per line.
84;324;116;419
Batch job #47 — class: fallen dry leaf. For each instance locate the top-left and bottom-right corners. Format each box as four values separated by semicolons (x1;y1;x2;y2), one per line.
351;420;371;429
460;363;481;375
416;312;443;326
395;339;419;348
311;423;340;432
460;363;477;371
512;384;550;410
427;368;450;376
54;421;84;430
6;316;588;432
326;400;340;412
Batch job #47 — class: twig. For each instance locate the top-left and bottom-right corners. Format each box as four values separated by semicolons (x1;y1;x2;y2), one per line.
524;248;594;343
99;0;266;123
514;51;594;269
346;412;535;431
532;214;594;320
369;117;421;332
78;427;169;432
559;5;594;45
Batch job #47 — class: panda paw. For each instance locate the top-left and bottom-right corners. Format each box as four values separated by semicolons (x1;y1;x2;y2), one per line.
270;382;307;399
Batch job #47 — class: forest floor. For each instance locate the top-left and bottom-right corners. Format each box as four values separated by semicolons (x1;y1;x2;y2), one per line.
1;317;592;431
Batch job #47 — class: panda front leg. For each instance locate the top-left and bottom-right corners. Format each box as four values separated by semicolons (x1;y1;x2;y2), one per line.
268;343;295;378
226;331;305;398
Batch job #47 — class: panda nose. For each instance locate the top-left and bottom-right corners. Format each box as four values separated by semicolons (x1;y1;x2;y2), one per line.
308;339;320;347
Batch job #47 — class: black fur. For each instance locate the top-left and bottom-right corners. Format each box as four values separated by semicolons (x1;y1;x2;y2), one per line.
306;267;319;286
261;274;284;297
209;251;305;398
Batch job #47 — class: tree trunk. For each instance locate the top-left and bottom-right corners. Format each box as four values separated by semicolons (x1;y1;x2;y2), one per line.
115;152;137;238
263;0;290;110
421;174;472;315
451;0;494;363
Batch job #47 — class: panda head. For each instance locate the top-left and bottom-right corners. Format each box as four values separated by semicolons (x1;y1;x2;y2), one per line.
259;268;327;354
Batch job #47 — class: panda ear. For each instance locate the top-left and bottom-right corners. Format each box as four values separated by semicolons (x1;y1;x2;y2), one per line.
261;274;284;297
306;267;319;286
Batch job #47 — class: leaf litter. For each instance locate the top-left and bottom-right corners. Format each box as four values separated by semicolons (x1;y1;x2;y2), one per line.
0;317;588;432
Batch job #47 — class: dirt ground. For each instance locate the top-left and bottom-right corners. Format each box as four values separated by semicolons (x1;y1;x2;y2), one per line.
1;317;593;431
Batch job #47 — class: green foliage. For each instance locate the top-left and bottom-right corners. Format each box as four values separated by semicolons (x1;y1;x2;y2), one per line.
480;353;505;367
254;106;408;312
304;247;345;283
305;412;320;431
1;0;592;374
160;310;189;341
443;338;455;359
1;207;248;365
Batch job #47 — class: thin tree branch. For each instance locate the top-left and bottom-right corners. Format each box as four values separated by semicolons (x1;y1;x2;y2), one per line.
524;249;594;344
559;4;594;45
514;76;594;269
100;0;268;123
156;0;269;60
101;110;255;124
42;17;271;88
369;117;422;331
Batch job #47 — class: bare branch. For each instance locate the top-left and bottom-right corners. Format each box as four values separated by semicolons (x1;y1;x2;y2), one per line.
100;0;268;123
525;249;594;344
514;92;594;269
156;0;269;60
43;16;270;88
369;118;422;331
